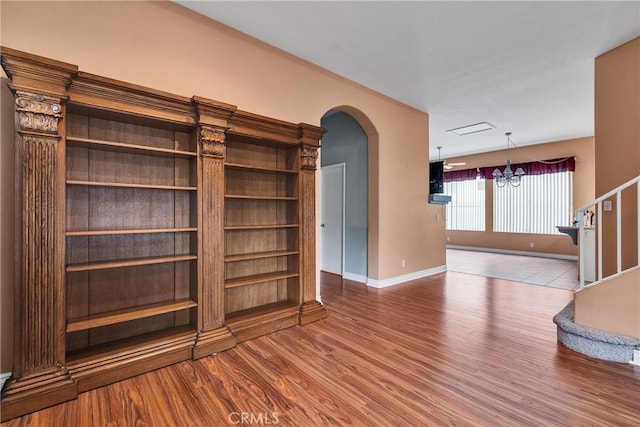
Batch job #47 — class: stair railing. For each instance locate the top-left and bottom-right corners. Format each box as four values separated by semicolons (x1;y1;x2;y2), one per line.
575;175;640;289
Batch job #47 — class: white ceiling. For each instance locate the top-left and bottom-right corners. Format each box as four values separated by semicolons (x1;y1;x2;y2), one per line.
176;1;640;159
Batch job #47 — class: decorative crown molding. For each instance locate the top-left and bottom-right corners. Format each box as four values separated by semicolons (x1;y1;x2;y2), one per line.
200;127;226;158
192;96;236;128
297;123;325;148
1;46;77;95
15;91;63;134
228;110;299;144
68;72;196;126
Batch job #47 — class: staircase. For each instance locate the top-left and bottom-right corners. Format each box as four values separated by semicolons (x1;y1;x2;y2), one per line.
554;176;640;363
576;175;640;289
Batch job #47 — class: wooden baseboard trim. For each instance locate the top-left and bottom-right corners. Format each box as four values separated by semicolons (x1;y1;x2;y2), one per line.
193;327;237;359
1;368;77;422
227;304;300;343
299;300;327;325
67;330;196;393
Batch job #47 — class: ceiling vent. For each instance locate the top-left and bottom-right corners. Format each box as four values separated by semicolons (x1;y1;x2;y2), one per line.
446;122;495;136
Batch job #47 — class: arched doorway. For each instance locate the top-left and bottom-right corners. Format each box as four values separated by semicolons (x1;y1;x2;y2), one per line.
319;107;378;285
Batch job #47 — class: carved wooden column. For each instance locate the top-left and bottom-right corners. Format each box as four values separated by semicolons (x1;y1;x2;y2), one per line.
297;124;328;325
192;97;237;358
1;49;78;421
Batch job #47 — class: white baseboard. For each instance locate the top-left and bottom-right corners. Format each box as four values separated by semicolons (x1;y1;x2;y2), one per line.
447;245;578;261
367;265;447;289
343;272;367;284
0;372;11;389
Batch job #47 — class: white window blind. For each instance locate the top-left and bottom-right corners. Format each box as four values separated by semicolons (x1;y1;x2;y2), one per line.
445;178;486;231
493;171;573;234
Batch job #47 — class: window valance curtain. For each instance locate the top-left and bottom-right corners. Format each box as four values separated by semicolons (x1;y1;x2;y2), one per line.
443;157;575;182
444;168;479;182
479;157;575;180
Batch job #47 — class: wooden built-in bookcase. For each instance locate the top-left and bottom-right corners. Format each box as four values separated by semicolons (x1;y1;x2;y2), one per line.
224;135;302;340
64;106;199;356
0;47;326;421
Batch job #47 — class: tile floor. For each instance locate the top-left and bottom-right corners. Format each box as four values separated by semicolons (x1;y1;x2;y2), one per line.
446;248;579;290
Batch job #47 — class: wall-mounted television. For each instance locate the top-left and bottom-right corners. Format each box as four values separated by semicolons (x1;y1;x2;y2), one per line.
429;161;451;204
429;161;444;194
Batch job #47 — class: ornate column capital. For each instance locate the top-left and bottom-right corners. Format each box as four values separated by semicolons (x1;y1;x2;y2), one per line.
199;127;226;159
14;91;63;134
301;145;319;170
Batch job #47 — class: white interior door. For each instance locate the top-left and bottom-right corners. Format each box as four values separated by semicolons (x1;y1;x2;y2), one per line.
320;163;345;275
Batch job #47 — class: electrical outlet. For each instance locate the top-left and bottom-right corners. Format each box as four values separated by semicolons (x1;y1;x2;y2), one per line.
401;260;405;268
446;236;450;242
530;242;535;248
604;200;613;211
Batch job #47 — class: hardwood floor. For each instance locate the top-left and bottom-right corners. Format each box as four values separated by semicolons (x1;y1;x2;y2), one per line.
3;272;639;426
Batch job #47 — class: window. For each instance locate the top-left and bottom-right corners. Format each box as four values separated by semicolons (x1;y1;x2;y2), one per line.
445;177;486;231
493;171;573;234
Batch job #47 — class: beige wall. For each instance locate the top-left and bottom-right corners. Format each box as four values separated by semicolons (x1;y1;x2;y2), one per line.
0;76;14;376
444;137;595;256
0;1;445;372
595;37;640;196
594;37;640;276
573;37;640;337
574;268;640;339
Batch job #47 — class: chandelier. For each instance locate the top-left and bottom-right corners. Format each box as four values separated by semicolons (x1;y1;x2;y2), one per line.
492;132;525;187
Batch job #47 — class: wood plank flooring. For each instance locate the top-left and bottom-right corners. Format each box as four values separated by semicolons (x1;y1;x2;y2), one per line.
3;272;639;426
